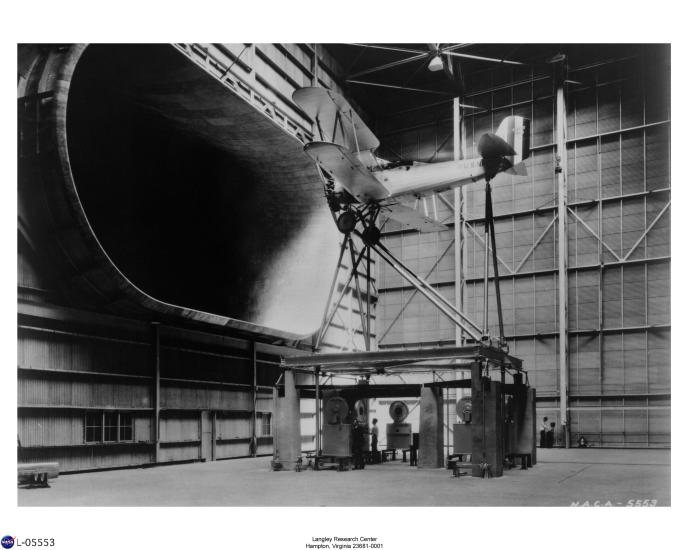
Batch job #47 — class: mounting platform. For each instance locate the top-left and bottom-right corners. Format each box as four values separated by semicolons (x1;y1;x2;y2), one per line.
281;343;521;375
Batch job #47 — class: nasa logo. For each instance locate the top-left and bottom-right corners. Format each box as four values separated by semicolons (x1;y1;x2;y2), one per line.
1;536;15;549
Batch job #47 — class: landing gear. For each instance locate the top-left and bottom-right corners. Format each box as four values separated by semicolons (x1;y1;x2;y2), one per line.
336;211;357;234
361;225;381;246
335;205;380;239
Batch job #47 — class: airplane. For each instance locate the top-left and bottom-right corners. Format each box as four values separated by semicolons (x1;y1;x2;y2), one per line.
292;86;530;246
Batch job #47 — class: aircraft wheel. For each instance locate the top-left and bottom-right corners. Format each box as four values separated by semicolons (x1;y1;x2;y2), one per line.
362;226;381;246
336;211;357;234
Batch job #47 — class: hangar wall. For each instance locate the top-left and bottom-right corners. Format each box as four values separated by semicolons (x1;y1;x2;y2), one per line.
375;45;670;447
17;43;358;472
18;302;287;470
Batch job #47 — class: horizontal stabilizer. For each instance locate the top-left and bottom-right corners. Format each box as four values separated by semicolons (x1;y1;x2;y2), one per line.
379;201;448;233
506;161;528;176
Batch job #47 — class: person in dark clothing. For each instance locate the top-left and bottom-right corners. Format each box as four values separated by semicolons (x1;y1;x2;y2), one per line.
352;420;365;469
371;418;379;463
540;417;548;448
546;421;556;448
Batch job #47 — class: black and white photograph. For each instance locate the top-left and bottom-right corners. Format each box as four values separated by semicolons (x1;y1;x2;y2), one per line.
14;40;671;505
3;3;683;548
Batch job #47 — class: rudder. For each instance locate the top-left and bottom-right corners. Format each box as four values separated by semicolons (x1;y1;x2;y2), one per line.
496;115;531;165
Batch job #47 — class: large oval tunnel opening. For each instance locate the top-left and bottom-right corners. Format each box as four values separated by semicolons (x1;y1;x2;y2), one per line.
65;44;339;335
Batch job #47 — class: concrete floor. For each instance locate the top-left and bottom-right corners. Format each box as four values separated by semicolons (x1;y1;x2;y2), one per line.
18;448;670;507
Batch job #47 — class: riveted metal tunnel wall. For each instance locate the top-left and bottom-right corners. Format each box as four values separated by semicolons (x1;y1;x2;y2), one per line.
17;43;338;472
19;44;340;340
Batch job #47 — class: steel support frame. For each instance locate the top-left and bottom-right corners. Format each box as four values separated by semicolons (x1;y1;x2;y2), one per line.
152;322;161;463
370;238;482;342
282;344;521;370
555;60;571;448
464;222;514;275
452;96;468;451
251;340;258;457
377;237;455;344
379;187;670;238
315;366;321;458
314;236;368;350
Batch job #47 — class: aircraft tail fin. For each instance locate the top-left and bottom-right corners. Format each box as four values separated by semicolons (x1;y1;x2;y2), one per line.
496;115;531;165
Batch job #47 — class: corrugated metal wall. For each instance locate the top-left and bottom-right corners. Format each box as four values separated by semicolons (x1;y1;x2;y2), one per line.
17;306;285;471
376;45;670;447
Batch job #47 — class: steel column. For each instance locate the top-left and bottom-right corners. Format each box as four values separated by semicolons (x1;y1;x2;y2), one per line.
315;366;321;458
556;60;570;448
152;322;161;463
453;95;468;420
366;243;372;350
251;340;258;457
453;97;466;346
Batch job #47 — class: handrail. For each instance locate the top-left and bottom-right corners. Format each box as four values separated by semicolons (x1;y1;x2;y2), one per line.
172;43;314;144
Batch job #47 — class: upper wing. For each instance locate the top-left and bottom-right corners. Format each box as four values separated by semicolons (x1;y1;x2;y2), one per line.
304;141;389;202
293;87;380;152
379;201;448;233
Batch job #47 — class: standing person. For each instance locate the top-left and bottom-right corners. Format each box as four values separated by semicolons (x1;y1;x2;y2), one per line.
371;418;379;463
540;417;548;448
352;420;365;469
547;421;556;448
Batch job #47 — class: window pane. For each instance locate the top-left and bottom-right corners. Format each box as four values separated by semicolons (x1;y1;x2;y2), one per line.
85;412;102;443
119;413;133;441
261;414;271;436
104;412;118;442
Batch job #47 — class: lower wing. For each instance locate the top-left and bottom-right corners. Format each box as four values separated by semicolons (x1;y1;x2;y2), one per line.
379;201;448;233
303;141;389;202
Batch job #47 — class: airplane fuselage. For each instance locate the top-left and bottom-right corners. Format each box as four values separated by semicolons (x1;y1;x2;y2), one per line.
372;157;486;200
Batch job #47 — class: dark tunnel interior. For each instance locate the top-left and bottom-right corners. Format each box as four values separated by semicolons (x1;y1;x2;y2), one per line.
65;44;336;330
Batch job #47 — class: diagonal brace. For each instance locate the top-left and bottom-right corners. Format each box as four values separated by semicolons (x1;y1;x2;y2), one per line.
567;207;622;262
465;222;514;275
513;214;558;273
622;200;670;261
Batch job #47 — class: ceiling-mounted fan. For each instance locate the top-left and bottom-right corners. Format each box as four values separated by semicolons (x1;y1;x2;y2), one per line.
344;43;526;98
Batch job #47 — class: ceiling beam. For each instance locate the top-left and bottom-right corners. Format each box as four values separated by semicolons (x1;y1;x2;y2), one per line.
348;53;427;79
348;43;429;55
443;50;526;66
346;79;453;96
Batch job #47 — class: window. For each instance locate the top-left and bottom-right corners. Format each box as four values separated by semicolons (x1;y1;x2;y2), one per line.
84;412;134;443
85;412;102;443
104;412;118;442
119;413;133;441
261;413;272;437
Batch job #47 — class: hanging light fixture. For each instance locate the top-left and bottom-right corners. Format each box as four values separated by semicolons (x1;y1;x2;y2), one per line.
428;54;444;72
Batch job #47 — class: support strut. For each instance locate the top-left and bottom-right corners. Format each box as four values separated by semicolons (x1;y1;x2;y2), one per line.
366;234;482;342
485;181;506;347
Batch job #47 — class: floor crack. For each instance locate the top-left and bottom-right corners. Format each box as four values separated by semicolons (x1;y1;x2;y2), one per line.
557;465;591;484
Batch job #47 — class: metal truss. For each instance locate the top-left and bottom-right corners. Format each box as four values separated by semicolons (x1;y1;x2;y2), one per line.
377;237;456;344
